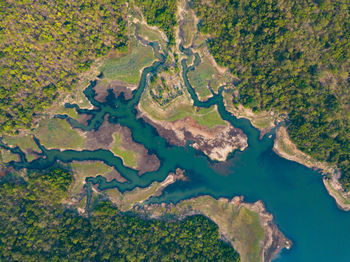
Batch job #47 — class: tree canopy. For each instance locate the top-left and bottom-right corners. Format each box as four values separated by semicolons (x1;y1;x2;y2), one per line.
192;0;350;190
0;169;240;261
0;0;128;133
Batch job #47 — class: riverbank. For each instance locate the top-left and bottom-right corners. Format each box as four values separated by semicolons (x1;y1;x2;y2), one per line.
273;126;335;173
273;126;350;211
104;168;186;211
138;103;247;161
140;195;291;262
323;176;350;211
223;91;277;138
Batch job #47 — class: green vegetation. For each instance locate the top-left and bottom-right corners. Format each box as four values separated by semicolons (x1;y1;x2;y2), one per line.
223;91;275;131
135;0;177;45
34;118;85;150
0;169;240;261
181;9;197;47
145;196;265;262
141;86;226;129
69;161;116;197
192;0;350;189
106;179;165;211
0;148;18;164
2;134;41;162
0;0;128;133
99;39;155;85
188;59;214;100
111;133;137;168
148;68;184;106
136;23;163;42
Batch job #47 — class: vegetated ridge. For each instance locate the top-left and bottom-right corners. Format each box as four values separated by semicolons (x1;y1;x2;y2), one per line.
191;0;350;190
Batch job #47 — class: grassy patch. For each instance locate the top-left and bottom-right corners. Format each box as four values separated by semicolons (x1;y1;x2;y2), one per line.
325;179;350;205
99;39;155;85
106;182;161;211
233;207;265;262
188;58;215;100
0;148;19;163
69;161;114;197
137;23;162;42
169;196;264;262
111;133;137;168
34;118;85;150
141;85;225;128
182;10;197;47
2;134;41;162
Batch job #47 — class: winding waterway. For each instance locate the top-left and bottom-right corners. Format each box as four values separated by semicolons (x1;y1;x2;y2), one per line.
3;39;350;261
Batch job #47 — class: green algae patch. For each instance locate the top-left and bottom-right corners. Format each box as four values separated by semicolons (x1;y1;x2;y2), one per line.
111;133;137;168
34;118;85;150
99;39;155;85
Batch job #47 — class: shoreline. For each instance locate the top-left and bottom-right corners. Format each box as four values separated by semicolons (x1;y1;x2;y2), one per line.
137;103;247;161
273;126;350;211
323;176;350;211
139;195;291;262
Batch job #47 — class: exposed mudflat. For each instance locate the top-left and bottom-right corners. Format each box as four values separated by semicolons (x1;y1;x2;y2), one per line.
69;115;160;174
104;169;128;183
76;113;93;126
139;108;247;161
93;79;134;103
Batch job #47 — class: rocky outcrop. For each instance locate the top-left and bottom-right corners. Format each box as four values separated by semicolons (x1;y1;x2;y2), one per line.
139;111;247;161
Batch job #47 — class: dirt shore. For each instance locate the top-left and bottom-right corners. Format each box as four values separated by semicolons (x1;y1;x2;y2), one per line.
138;105;247;161
140;195;291;262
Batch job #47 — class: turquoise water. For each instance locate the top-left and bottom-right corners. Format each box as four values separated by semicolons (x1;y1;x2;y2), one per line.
2;40;350;262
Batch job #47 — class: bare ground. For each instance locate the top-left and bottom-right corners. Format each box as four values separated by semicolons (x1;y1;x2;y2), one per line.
79;115;160;175
92;79;135;103
138;106;247;161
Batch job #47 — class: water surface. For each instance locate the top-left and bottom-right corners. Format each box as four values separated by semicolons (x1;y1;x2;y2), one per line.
3;40;350;262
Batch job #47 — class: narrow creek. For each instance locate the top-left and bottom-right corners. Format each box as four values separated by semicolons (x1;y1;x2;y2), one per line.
2;38;350;262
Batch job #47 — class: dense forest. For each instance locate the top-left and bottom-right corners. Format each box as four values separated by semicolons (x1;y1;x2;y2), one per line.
0;0;128;133
192;0;350;190
135;0;177;45
0;169;240;261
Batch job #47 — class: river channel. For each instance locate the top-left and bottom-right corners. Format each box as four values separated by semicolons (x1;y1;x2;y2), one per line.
4;39;350;262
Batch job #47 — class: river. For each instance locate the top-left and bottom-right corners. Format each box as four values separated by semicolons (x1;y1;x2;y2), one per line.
4;39;350;262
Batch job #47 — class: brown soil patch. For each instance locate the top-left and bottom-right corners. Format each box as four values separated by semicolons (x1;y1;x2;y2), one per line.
140;113;247;161
75;115;160;174
93;79;134;103
77;114;93;126
104;169;127;183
